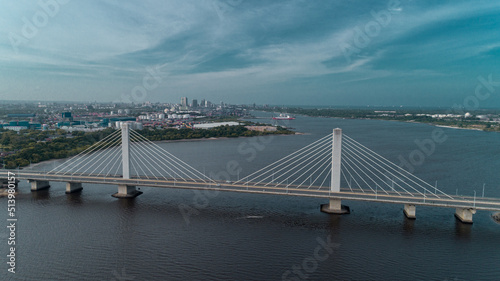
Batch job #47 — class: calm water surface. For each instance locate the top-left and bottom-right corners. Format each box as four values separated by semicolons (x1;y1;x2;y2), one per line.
1;112;500;280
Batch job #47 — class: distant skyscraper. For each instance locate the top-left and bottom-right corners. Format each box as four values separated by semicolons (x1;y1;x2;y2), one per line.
200;99;205;107
192;99;198;108
181;97;188;109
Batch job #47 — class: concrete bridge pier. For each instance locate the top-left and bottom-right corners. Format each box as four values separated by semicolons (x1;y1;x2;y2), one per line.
404;204;416;219
455;208;476;224
66;182;83;194
112;185;142;198
29;180;50;191
321;198;350;214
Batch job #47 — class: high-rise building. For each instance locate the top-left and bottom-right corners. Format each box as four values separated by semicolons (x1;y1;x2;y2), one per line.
181;97;188;108
192;99;198;108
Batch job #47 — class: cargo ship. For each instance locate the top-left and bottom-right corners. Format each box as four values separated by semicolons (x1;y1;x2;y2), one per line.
272;114;295;120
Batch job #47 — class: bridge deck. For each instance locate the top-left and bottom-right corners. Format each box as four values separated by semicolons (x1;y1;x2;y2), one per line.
3;171;500;212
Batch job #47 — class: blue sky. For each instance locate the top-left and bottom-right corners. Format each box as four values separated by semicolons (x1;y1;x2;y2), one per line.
0;0;499;107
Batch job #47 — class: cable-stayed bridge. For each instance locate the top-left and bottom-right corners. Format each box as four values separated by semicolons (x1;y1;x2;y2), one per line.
2;124;500;223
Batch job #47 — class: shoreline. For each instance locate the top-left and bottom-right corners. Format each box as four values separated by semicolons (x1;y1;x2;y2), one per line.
150;132;300;144
277;112;491;133
433;124;484;131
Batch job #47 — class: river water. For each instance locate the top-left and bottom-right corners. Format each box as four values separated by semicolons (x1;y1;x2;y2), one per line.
1;112;500;280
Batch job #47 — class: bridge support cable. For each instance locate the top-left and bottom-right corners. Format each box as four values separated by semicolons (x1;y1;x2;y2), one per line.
339;159;365;193
341;155;376;193
100;144;122;176
65;136;123;176
342;140;422;197
127;133;165;180
58;132;121;176
233;133;333;186
295;151;332;189
280;147;332;188
318;169;332;191
129;149;151;179
126;150;141;179
129;146;161;180
309;156;332;190
341;143;400;196
266;139;332;188
250;136;331;187
341;147;392;195
129;130;214;183
79;142;123;176
47;129;122;175
90;144;122;176
49;130;122;176
343;135;453;199
130;131;205;181
128;133;177;180
128;133;169;180
343;137;424;196
105;148;124;177
129;130;211;182
46;129;121;174
341;170;353;192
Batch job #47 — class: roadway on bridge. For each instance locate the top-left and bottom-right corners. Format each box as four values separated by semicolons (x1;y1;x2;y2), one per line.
4;171;500;212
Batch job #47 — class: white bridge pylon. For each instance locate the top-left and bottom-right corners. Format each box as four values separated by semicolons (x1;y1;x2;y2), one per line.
46;125;454;201
233;128;454;200
47;123;214;184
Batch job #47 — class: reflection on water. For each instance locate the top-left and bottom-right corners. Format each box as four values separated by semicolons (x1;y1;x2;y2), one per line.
454;219;472;240
116;196;138;210
30;188;51;201
66;192;83;205
402;216;415;236
326;212;342;230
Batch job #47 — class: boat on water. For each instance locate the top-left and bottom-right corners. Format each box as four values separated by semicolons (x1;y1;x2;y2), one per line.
272;114;295;120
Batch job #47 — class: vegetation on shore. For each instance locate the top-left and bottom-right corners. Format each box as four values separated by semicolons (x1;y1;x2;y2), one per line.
0;124;293;169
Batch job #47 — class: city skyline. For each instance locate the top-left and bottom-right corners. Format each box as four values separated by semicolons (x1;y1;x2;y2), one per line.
0;1;499;107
